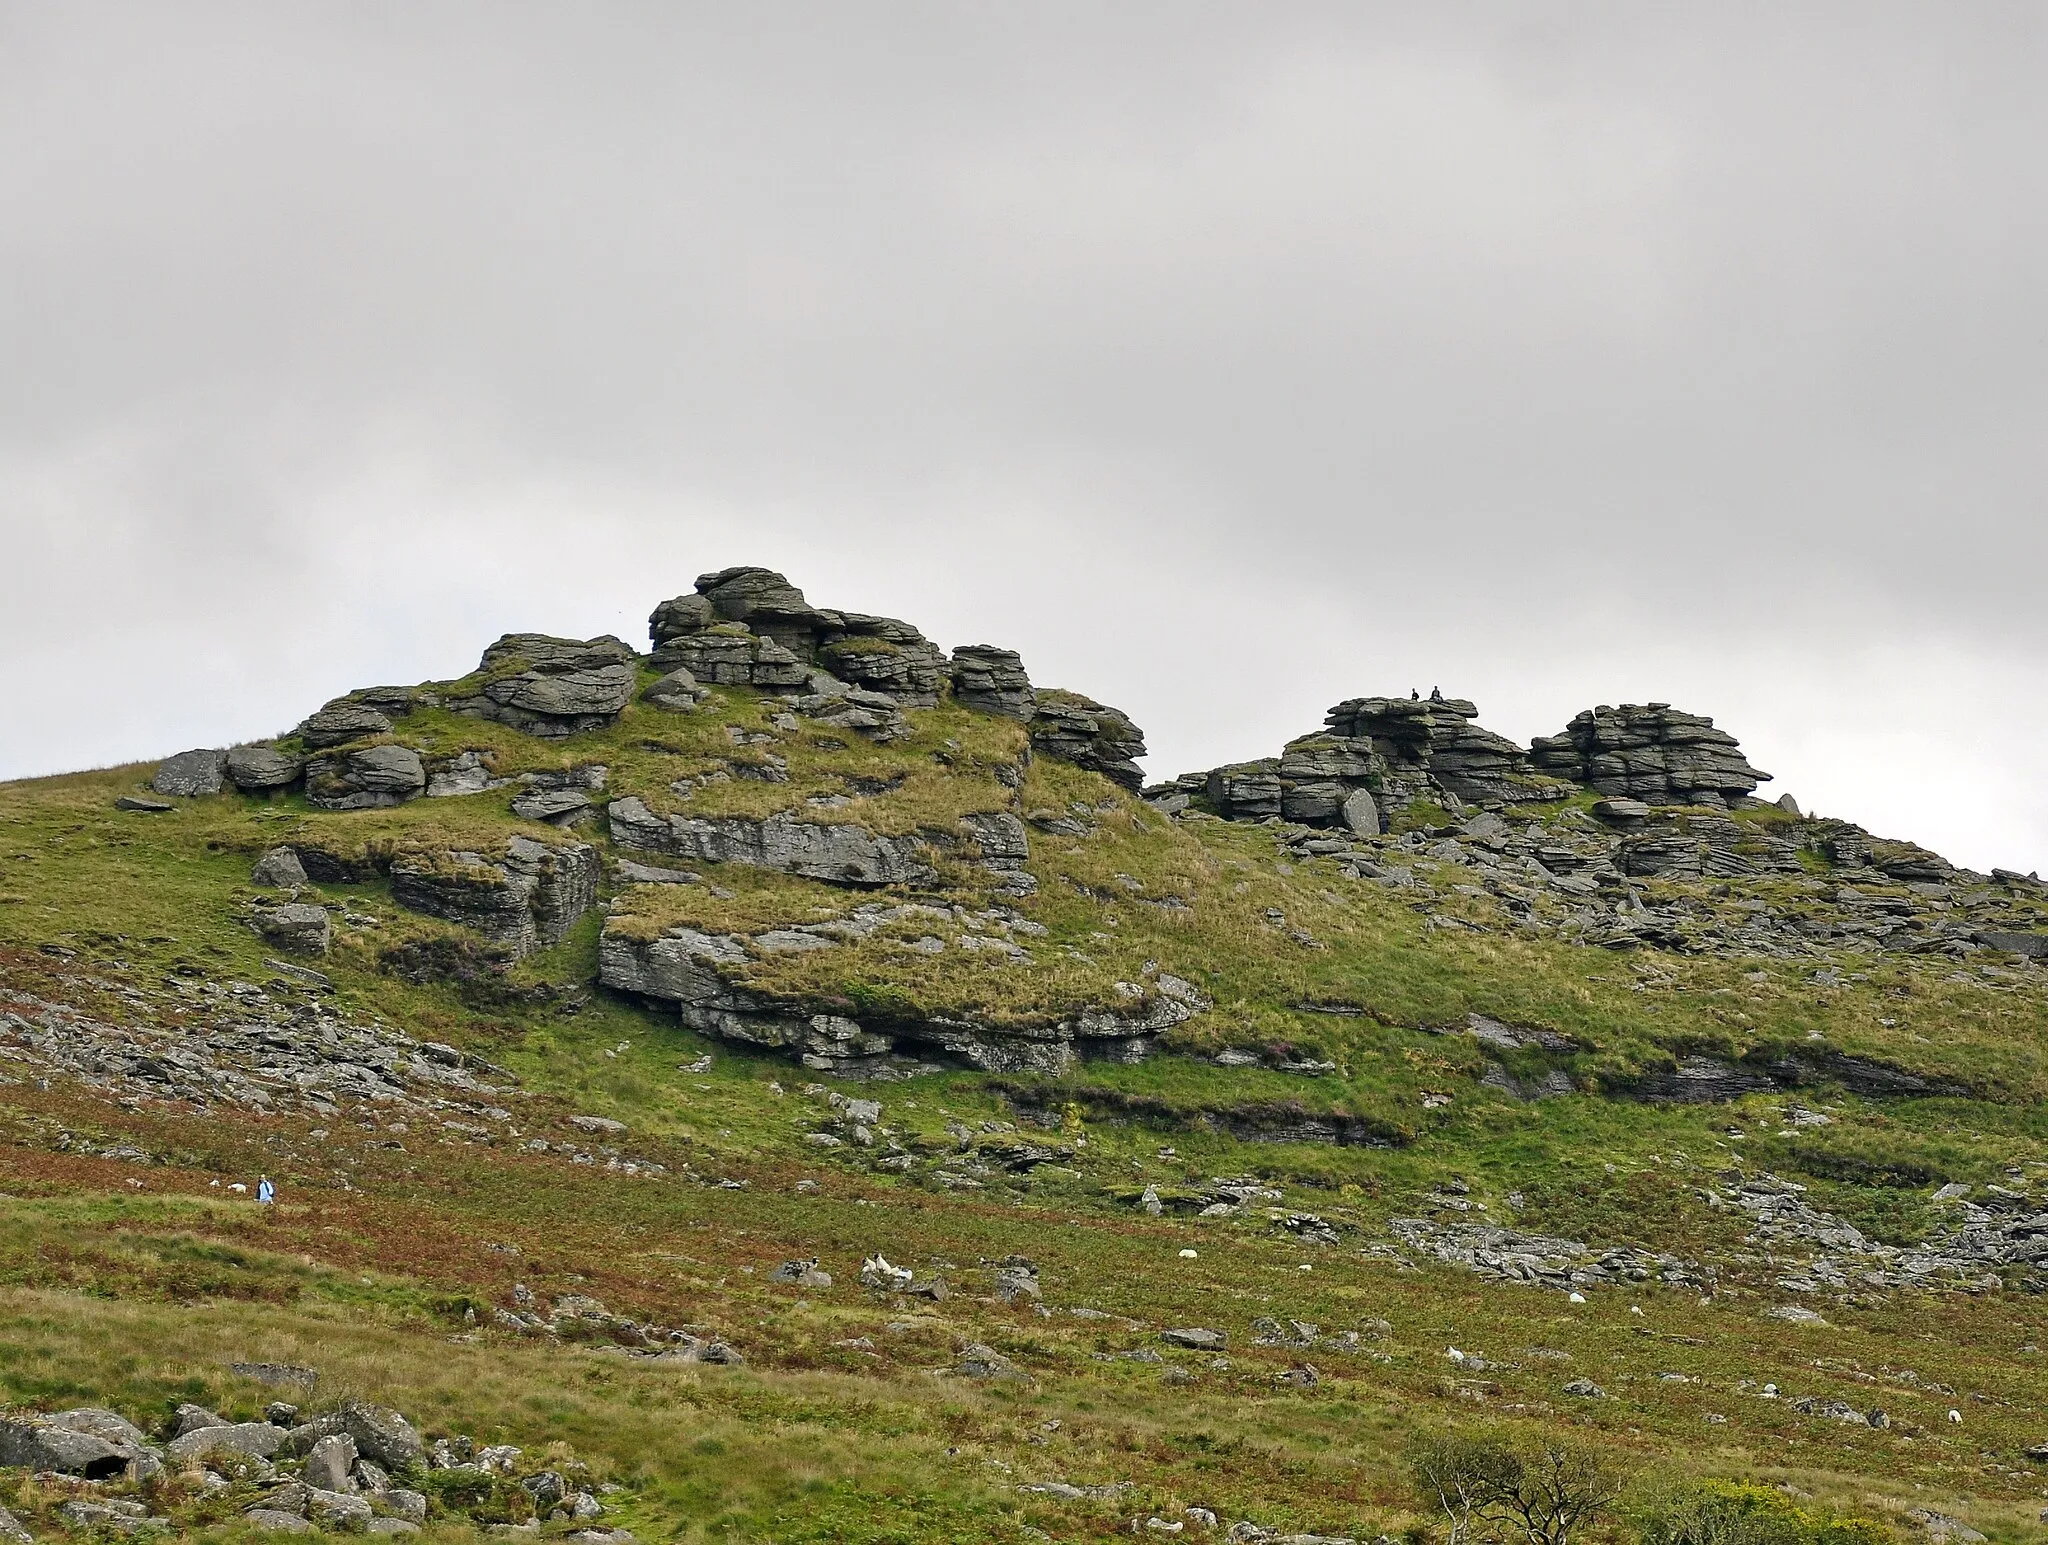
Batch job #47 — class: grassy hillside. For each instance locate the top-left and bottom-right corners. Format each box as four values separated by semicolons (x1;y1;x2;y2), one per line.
3;660;2048;1544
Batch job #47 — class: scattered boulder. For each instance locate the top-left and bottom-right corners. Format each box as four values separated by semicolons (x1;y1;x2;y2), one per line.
1160;1327;1228;1351
956;1342;1026;1380
115;795;175;812
227;744;305;792
643;667;709;710
304;1432;358;1492
151;748;229;797
0;1414;141;1478
337;1400;424;1471
244;1510;315;1534
771;1258;833;1289
993;1257;1041;1303
255;903;331;957
251;847;310;889
166;1419;286;1462
0;1502;30;1543
171;1402;229;1439
229;1362;318;1388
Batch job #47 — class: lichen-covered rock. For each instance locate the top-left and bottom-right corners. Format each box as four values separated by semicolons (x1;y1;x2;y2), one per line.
650;627;810;688
692;566;829;647
1531;704;1769;808
166;1419;286;1463
0;1414;144;1477
599;919;1207;1075
256;903;331;956
152;747;228;797
251;846;309;888
305;744;426;810
226;744;304;791
296;701;396;749
642;667;709;710
607;798;935;887
1205;760;1283;820
388;836;599;957
1029;692;1147;790
451;635;638;738
816;615;947;706
950;645;1035;719
1326;695;1549;808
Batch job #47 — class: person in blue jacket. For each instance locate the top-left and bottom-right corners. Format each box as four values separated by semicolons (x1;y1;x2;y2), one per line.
257;1176;274;1205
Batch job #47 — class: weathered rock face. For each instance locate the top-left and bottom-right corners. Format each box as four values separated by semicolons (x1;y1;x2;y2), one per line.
297;701;396;749
452;635;638;738
1325;696;1555;808
817;615;948;706
256;902;332;956
0;1414;147;1478
305;744;426;810
388;836;600;957
949;645;1036;720
1028;692;1147;791
152;747;228;797
607;798;935;887
1531;704;1768;808
226;744;304;791
599;917;1207;1076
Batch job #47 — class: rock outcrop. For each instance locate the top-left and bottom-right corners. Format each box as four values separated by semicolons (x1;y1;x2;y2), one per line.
1531;703;1769;807
1027;692;1147;792
599;914;1206;1075
151;748;228;797
305;744;427;810
607;798;935;888
1325;696;1559;809
450;635;638;738
388;836;600;957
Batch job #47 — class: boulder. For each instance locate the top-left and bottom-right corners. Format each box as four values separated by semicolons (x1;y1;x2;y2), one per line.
452;635;639;738
172;1402;229;1439
950;645;1035;719
389;836;599;957
296;701;396;749
115;795;175;812
304;1432;358;1492
642;667;709;710
243;1511;314;1534
337;1401;424;1470
1338;788;1380;837
371;1491;427;1523
166;1419;286;1462
251;847;310;889
228;1361;318;1388
1160;1327;1228;1351
693;566;829;648
770;1258;833;1289
0;1502;29;1544
510;788;594;824
0;1415;140;1477
425;750;508;798
306;1490;373;1529
648;592;719;643
305;744;426;810
151;748;228;797
1532;704;1769;807
1029;692;1147;790
256;903;331;957
226;745;304;791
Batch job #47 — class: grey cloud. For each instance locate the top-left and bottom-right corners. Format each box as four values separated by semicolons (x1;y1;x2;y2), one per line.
2;4;2044;872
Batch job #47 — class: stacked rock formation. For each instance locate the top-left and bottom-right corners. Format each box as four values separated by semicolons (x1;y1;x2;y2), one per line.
1177;694;1567;833
145;566;1150;809
1531;704;1768;808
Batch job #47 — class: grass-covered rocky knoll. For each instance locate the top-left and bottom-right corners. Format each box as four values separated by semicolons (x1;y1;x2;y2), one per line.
4;570;2048;1543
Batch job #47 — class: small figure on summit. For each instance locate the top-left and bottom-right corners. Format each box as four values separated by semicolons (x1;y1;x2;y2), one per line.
1429;686;1443;703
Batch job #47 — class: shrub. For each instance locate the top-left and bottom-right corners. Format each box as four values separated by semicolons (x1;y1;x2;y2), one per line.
1407;1431;1623;1545
1628;1478;1890;1545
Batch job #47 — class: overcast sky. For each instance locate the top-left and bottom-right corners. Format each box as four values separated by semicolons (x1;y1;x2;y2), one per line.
4;4;2044;872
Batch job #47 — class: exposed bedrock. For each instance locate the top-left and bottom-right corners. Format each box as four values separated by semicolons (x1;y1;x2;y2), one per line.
597;921;1207;1075
388;836;601;958
450;634;639;738
606;796;937;887
1531;703;1769;807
